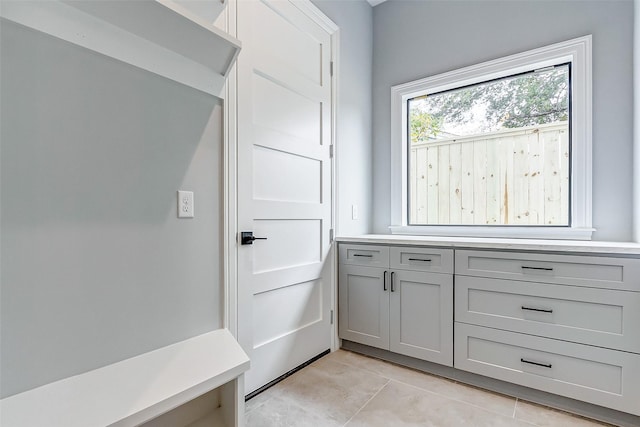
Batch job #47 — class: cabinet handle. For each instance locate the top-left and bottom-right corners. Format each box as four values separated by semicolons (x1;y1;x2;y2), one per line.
521;306;553;313
521;358;552;369
521;266;553;272
408;258;431;262
353;254;373;258
390;272;396;292
383;271;388;291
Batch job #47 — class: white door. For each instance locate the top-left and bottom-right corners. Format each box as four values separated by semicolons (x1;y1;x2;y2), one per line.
236;0;334;394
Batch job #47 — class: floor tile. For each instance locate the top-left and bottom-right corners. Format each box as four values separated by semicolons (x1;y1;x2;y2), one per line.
347;380;534;427
245;387;279;414
245;349;612;427
245;394;342;427
514;400;613;427
272;355;389;425
328;349;516;417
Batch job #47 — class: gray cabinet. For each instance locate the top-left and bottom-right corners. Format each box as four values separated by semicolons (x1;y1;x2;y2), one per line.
455;249;640;416
338;241;640;418
338;244;453;366
338;265;389;349
389;269;453;364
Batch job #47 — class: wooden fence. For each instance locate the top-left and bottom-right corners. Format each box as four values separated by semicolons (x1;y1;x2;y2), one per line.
409;122;569;225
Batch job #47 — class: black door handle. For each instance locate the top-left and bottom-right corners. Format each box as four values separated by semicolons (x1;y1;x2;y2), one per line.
241;231;267;245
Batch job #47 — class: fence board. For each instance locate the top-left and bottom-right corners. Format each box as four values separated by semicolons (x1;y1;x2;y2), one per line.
409;147;417;224
461;140;475;224
473;140;487;224
543;129;561;224
409;122;568;226
449;142;462;224
427;146;439;223
559;128;569;225
486;137;499;224
528;131;544;224
513;134;530;225
416;145;428;223
438;145;450;223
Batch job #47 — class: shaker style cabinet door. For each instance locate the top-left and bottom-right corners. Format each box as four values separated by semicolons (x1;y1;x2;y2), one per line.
389;270;453;366
338;265;390;350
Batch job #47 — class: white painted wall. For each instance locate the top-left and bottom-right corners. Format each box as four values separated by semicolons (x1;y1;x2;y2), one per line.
1;20;224;397
312;0;373;236
372;0;634;241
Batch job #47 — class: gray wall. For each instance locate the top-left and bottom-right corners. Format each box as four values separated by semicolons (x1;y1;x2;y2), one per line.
312;0;374;236
372;0;634;241
635;0;640;242
1;21;223;397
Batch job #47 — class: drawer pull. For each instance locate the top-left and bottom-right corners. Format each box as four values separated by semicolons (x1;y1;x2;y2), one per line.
521;358;552;369
521;306;553;313
521;266;553;272
353;254;373;258
390;272;396;292
408;258;431;262
383;271;388;291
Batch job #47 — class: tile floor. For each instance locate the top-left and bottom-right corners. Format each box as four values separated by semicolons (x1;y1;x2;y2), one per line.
245;349;612;427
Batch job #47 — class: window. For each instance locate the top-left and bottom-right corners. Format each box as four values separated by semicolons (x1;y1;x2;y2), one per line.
390;36;592;239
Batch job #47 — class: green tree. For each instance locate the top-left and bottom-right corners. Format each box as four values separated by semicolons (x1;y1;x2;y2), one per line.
410;107;443;143
410;66;569;141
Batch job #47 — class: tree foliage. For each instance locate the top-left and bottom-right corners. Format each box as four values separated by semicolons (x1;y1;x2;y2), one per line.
409;66;569;143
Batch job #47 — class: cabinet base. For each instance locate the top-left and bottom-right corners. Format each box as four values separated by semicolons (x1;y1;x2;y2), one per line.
341;340;640;427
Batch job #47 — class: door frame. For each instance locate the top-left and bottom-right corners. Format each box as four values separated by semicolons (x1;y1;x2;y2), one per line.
222;0;340;354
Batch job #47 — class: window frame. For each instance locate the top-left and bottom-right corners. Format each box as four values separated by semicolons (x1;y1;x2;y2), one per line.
390;36;593;240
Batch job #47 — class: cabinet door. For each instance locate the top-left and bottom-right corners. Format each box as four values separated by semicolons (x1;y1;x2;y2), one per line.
338;265;389;350
389;270;453;366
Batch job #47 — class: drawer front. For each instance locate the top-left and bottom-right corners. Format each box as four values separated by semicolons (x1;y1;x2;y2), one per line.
390;247;453;273
339;244;389;267
455;276;640;353
454;323;640;416
456;250;640;291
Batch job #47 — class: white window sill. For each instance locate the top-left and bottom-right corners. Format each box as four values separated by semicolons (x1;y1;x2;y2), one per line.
388;226;595;241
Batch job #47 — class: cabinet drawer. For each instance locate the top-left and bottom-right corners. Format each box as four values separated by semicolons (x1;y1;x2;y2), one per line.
390;247;453;273
455;276;640;353
339;244;389;267
455;250;640;291
454;323;640;416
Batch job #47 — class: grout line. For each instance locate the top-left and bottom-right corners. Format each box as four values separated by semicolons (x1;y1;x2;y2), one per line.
342;379;390;427
385;376;518;420
513;398;519;418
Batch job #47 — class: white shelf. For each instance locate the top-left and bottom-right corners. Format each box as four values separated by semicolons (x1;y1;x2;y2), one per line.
0;0;241;97
0;329;250;427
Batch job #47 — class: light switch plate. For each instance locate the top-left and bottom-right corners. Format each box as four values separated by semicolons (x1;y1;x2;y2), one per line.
178;191;194;218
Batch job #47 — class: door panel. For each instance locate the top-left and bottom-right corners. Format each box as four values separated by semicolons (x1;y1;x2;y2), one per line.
252;279;323;347
252;73;321;141
252;219;322;273
237;0;333;394
253;146;322;203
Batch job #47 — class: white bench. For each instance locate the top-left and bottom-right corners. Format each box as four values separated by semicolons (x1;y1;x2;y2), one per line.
1;329;250;427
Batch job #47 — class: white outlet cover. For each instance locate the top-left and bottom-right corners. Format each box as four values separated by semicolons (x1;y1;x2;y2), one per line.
178;191;194;218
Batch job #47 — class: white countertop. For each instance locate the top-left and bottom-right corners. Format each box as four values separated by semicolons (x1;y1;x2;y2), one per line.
336;234;640;255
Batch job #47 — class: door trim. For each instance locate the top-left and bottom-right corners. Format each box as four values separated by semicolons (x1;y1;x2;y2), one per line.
223;0;340;356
